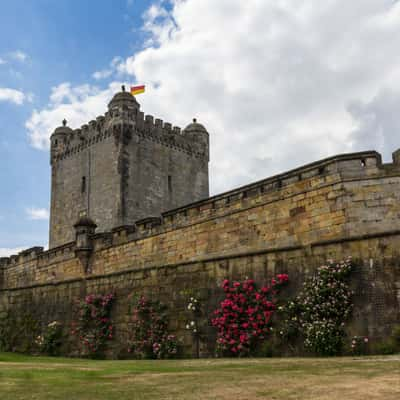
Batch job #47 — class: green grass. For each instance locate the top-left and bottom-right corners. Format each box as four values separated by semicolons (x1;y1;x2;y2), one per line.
0;352;399;399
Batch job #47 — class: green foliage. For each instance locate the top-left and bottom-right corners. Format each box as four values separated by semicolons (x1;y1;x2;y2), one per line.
36;321;63;356
252;338;275;357
185;296;202;335
0;311;40;353
374;341;397;355
391;325;400;350
212;275;289;357
71;293;115;358
0;312;13;351
350;336;369;356
280;259;353;356
185;295;206;358
127;295;180;359
373;325;400;355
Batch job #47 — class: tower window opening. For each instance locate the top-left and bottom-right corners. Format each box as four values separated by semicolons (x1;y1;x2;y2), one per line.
168;175;172;193
81;176;86;194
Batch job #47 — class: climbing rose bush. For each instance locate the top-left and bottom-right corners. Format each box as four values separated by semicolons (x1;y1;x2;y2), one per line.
185;295;205;358
127;295;179;359
212;274;289;356
185;296;202;335
71;293;115;358
350;335;369;356
36;321;63;356
280;258;353;356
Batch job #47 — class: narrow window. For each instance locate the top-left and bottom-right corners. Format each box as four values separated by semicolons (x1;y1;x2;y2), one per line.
81;176;86;194
168;175;172;193
54;139;58;146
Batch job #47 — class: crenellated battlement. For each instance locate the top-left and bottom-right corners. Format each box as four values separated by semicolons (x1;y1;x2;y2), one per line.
50;87;209;165
50;109;208;165
6;148;400;282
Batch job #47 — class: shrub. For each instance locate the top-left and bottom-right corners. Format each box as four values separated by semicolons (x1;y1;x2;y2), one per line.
375;341;396;355
0;312;14;352
350;335;369;356
36;321;63;356
185;296;205;358
71;293;115;358
373;325;400;355
0;311;39;353
391;325;400;351
280;258;353;356
211;274;289;357
127;295;179;359
186;296;201;335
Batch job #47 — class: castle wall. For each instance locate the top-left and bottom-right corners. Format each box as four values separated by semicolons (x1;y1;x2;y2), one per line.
2;151;400;356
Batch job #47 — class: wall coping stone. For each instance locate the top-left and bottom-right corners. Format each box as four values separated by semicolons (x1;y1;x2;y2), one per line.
5;149;400;269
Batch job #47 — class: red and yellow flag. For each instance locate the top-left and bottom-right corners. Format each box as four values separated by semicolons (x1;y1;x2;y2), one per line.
131;85;145;96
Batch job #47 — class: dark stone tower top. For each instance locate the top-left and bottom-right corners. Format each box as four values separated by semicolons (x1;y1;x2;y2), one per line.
52;119;73;136
50;119;73;159
108;85;140;112
183;118;209;161
183;118;208;135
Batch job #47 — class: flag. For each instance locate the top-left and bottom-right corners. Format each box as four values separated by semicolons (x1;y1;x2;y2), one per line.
131;85;145;96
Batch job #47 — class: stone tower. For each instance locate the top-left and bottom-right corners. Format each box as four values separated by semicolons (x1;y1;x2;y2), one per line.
49;87;209;248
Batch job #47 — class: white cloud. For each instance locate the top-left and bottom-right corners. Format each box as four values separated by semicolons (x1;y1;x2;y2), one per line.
26;207;49;220
348;88;400;157
0;247;25;257
26;82;123;149
0;88;27;105
26;0;400;194
92;57;123;80
117;0;400;192
0;57;5;65
93;69;113;80
10;50;28;62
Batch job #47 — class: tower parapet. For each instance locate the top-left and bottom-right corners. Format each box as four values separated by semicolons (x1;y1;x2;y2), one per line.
183;118;210;161
108;85;140;117
50;93;209;165
50;119;73;163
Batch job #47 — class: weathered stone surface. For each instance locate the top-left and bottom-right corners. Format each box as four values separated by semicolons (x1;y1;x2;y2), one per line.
1;91;400;357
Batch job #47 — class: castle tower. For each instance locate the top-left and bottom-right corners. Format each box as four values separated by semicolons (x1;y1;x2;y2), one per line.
49;87;209;248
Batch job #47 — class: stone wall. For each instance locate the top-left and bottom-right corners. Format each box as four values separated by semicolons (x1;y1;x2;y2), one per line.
1;150;400;356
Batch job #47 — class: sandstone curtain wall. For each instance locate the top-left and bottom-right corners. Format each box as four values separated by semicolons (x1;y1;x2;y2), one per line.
1;150;400;356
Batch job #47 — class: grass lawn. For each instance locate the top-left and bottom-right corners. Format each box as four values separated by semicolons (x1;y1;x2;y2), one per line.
0;353;399;399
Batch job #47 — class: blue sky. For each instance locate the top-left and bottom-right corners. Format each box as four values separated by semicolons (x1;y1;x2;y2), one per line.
1;1;400;255
0;0;151;251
